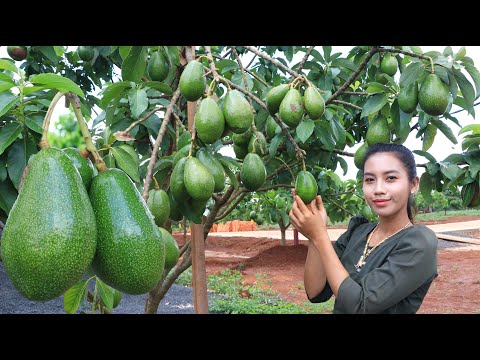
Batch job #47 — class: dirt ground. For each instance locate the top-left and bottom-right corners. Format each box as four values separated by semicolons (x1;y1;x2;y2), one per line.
176;215;480;314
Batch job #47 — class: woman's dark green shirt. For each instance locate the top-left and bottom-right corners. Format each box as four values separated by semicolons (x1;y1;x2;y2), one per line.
308;216;438;314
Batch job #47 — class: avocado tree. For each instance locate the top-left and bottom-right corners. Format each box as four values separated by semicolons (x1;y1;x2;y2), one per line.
0;45;479;314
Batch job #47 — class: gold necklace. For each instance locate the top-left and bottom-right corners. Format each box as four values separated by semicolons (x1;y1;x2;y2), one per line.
354;221;412;272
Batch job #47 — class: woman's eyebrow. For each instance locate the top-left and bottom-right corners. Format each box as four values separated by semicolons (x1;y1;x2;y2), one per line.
363;170;401;176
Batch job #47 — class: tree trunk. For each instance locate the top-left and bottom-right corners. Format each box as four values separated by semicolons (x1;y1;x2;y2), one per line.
278;217;286;246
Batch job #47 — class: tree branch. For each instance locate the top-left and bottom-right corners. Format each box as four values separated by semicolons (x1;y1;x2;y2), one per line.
242;46;301;78
142;89;181;201
123;106;166;134
215;192;247;222
256;184;294;192
295;46;315;73
331;100;363;110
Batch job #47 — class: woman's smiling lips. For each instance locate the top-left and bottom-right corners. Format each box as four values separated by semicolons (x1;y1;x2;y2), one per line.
372;199;390;207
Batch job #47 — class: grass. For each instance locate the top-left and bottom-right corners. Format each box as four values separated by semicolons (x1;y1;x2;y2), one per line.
174;267;334;314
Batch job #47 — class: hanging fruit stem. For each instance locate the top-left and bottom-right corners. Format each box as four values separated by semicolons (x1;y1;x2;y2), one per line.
153;176;160;190
67;93;108;173
207;78;216;97
275;156;295;184
429;57;435;74
302;159;306;172
188;122;197;158
40;92;65;149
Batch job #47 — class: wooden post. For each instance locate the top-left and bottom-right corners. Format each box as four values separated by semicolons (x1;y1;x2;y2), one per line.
185;46;208;314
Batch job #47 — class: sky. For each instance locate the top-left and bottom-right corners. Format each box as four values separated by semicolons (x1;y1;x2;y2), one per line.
1;45;478;181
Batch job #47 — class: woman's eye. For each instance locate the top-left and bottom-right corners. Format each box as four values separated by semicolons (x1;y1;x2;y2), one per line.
386;176;397;181
364;178;374;182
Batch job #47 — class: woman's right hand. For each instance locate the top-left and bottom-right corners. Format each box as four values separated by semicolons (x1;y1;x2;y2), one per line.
289;191;329;241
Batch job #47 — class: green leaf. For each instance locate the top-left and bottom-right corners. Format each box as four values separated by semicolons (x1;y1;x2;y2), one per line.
0;81;15;93
361;94;388;118
365;82;391;94
462;183;476;207
0;177;17;214
0;121;23;155
0;157;6;182
399;62;427;87
429;118;457;145
111;146;140;183
426;162;440;176
0;92;19;117
330;58;357;72
330;117;346;146
322;46;332;62
0;59;18;74
142;81;173;95
315;122;335;151
39;46;59;65
453;68;475;115
215;59;239;75
218;157;239;190
103;153;116;168
231;72;254;90
153;157;173;176
454;47;466;61
119;144;139;167
458;124;480;135
30;74;84;98
25;115;44;134
119;46;132;60
439;163;462;180
462;62;480;99
7;138;38;190
442;153;465;164
121;46;147;82
99;81;131;108
128;88;148;119
296;119;315;143
23;85;49;96
64;280;89;314
268;132;285;159
422;124;437;151
447;71;458;100
338;156;348;177
0;73;15;84
96;278;114;311
310;49;325;64
420;172;434;203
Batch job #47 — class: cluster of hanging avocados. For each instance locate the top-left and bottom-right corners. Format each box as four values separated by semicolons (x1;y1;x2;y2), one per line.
354;52;451;170
0;143;182;302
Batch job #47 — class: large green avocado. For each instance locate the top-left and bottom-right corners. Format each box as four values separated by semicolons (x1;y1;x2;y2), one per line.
62;147;95;189
398;82;418;113
354;142;369;170
223;90;254;134
366;114;391;146
240;153;266;191
195;97;225;144
170;157;190;202
1;148;97;301
380;54;398;76
148;49;170;82
232;127;252;146
295;171;318;204
266;84;290;115
167;190;183;221
158;227;180;271
147;189;171;227
279;88;304;127
303;86;325;120
265;116;281;139
179;60;206;101
247;132;267;155
184;157;215;201
418;74;449;116
89;168;165;294
196;148;225;193
77;46;94;62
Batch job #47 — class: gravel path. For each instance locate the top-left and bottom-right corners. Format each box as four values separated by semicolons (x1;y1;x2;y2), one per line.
0;262;198;314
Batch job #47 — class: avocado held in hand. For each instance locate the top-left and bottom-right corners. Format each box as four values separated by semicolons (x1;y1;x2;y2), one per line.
295;170;318;205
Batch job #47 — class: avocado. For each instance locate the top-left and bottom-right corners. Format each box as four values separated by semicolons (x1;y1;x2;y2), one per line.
167;190;183;221
7;46;28;61
240;153;266;191
147;189;170;227
361;204;377;221
295;170;318;204
172;144;192;167
148;49;170;82
366;114;391;146
184;157;215;201
375;72;389;85
1;148;97;301
418;74;449;116
195;97;225;144
380;54;398;76
232;127;252;146
170;157;190;202
279;88;304;127
354;142;369;170
196;148;225;193
89;168;165;294
303;86;325;120
158;227;180;271
248;132;267;155
177;131;192;150
398;82;419;113
179;60;206;101
223;90;254;134
265;116;281;139
266;84;290;115
62;147;95;189
233;143;248;160
77;46;95;62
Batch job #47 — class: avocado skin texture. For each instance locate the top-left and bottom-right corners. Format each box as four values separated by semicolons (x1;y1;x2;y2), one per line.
248;132;267;155
265;116;280;139
303;87;325;120
184;157;215;201
179;61;206;101
418;74;449;116
62;147;95;190
380;54;398;76
147;189;170;227
170;157;190;202
233;143;248;159
89;168;164;294
167;190;183;221
223;90;253;134
354;143;369;169
1;148;97;301
196;148;225;193
77;46;95;62
366;115;391;146
398;82;419;113
241;153;266;191
148;50;170;82
232;127;252;146
266;84;290;114
195;97;225;144
295;171;318;204
279;88;304;127
158;227;179;270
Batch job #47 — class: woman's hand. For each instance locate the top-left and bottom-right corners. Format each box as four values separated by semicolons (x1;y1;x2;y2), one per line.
289;193;329;241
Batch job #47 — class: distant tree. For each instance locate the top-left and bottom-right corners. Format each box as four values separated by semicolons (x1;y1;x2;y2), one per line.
432;191;449;215
48;111;83;149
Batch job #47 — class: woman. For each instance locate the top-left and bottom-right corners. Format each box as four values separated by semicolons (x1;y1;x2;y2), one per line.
289;143;438;314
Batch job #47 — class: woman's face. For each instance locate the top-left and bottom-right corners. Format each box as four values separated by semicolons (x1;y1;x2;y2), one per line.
362;152;418;220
